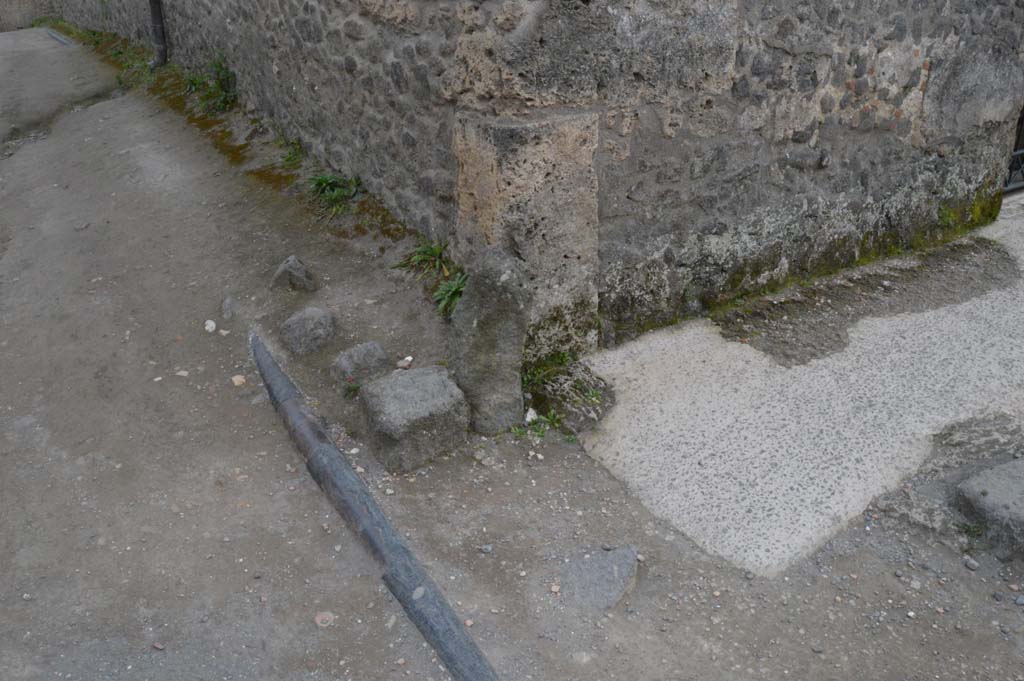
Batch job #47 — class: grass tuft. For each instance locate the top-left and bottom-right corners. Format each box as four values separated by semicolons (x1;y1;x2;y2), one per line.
432;271;467;317
310;174;362;216
395;238;452;280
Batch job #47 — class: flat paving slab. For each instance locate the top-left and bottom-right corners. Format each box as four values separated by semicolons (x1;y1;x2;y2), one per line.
0;28;117;141
586;194;1024;575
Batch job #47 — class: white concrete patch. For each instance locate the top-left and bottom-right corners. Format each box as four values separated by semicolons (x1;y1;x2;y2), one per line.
586;195;1024;575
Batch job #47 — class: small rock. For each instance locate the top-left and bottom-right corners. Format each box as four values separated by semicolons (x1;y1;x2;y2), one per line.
231;375;246;387
204;320;217;333
464;619;474;627
280;307;335;355
396;356;414;370
152;642;165;651
271;255;318;292
314;611;335;628
1016;596;1024;606
21;593;31;601
331;341;390;384
909;579;922;591
964;557;980;571
994;591;1006;602
1010;584;1020;592
810;644;824;654
559;546;638;610
478;544;493;554
360;367;469;472
175;370;189;378
906;611;916;619
550;584;561;594
221;296;236;320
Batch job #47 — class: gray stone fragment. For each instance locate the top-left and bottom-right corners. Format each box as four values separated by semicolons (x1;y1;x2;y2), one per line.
330;341;390;384
280;306;334;355
559;546;638;611
360;366;469;472
448;249;531;435
958;458;1024;559
271;255;318;292
221;296;236;320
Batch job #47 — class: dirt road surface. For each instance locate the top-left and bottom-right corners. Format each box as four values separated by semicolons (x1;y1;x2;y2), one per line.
3;27;1024;681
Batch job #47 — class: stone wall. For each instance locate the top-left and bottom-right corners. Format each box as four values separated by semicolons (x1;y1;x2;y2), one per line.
55;0;464;243
52;1;1024;359
0;0;52;31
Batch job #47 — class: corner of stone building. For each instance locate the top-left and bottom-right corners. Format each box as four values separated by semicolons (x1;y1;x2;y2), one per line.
451;109;602;363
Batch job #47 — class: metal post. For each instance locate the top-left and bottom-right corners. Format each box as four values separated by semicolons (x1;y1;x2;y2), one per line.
148;0;168;67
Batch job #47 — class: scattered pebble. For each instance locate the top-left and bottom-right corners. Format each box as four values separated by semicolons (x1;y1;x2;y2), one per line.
152;642;165;651
550;584;561;594
21;593;31;601
231;375;246;387
204;320;217;333
314;611;335;628
964;557;980;571
396;356;414;369
175;370;189;377
464;619;474;627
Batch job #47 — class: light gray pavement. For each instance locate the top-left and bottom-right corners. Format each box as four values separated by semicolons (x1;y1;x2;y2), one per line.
0;28;117;142
586;194;1024;575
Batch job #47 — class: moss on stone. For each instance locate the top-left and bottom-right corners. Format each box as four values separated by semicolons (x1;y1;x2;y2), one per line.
707;184;1004;322
524;299;600;364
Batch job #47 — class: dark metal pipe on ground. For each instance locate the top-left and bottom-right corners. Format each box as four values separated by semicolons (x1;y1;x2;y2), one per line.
250;333;501;681
147;0;168;67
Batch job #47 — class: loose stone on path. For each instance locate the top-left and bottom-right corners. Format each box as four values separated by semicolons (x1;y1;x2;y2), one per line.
271;255;318;292
280;306;334;355
359;366;469;472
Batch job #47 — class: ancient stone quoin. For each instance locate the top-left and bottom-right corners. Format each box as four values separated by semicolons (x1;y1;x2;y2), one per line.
55;0;1024;358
